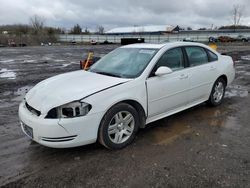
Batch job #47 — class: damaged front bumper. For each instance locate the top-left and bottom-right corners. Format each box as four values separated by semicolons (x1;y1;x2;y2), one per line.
18;100;103;148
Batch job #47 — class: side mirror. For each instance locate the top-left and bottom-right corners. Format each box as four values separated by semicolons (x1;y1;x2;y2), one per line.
155;66;173;76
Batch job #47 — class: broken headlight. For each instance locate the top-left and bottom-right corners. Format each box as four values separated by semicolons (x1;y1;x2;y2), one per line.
46;102;91;119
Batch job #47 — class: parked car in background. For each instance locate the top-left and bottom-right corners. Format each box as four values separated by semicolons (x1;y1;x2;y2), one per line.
18;43;27;47
208;36;218;43
235;35;249;42
183;37;195;42
90;40;97;45
70;40;77;45
8;40;16;47
218;36;235;42
41;42;52;46
19;42;235;149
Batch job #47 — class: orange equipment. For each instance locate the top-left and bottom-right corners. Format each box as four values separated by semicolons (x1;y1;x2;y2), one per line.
80;52;94;70
208;43;218;51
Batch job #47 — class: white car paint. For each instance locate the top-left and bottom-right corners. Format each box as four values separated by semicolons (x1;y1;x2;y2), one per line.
25;70;130;114
19;42;235;148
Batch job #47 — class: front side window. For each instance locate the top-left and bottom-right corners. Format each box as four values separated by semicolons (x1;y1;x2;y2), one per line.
153;48;184;73
185;47;208;67
89;48;157;78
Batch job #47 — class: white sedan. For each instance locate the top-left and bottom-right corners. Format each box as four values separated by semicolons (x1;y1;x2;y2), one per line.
19;42;235;149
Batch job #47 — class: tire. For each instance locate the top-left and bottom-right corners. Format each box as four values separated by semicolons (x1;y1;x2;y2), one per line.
207;78;226;106
98;103;139;150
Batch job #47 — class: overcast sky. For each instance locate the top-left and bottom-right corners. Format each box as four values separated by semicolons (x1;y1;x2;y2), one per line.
0;0;249;31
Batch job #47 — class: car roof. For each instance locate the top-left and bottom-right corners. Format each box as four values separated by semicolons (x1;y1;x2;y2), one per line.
121;42;209;50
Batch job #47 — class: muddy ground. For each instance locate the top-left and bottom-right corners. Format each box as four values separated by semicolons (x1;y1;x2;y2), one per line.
0;44;250;188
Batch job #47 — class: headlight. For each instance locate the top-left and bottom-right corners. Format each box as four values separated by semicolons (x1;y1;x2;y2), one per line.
45;102;91;119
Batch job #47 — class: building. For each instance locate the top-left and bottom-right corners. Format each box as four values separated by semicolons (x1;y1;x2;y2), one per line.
106;25;180;35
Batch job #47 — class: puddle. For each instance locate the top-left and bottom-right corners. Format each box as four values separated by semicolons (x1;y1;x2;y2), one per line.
0;68;16;79
222;116;240;130
139;102;239;146
140;118;191;145
225;85;248;98
12;86;33;101
191;106;228;127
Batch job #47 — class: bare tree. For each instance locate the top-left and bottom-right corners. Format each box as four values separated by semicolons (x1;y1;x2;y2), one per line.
232;4;243;27
30;15;45;34
84;27;90;34
96;25;105;34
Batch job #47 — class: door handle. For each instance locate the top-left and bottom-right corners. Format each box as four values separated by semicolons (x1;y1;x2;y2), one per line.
179;74;188;79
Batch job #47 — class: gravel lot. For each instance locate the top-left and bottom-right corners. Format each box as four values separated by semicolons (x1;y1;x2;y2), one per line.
0;43;250;187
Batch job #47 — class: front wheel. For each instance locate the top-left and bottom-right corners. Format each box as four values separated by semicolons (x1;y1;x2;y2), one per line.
207;78;226;106
98;103;139;150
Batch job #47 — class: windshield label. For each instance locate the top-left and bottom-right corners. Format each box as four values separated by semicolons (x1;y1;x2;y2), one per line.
139;50;155;55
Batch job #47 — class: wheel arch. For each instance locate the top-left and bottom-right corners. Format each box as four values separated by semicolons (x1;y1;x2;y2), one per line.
218;75;228;86
100;99;147;129
121;100;147;128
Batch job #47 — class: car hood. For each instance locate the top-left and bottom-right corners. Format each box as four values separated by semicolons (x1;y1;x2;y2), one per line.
25;70;130;114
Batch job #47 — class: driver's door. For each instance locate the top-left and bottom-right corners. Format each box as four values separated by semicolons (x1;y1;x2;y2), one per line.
146;48;190;119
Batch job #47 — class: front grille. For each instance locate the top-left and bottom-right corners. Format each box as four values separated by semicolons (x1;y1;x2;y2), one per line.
25;102;41;116
41;135;77;142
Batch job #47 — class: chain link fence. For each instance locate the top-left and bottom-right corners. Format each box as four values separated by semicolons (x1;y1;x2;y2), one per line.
58;31;250;44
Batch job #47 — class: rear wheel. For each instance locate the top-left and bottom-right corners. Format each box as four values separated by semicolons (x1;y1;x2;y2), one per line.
98;103;139;150
208;78;226;106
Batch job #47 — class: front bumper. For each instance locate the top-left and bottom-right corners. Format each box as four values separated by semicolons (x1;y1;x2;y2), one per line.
18;101;104;148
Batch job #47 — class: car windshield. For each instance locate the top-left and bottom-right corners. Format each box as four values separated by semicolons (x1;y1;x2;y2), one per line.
89;48;158;78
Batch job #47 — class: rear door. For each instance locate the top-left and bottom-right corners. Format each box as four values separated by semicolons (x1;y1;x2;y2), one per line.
184;46;219;104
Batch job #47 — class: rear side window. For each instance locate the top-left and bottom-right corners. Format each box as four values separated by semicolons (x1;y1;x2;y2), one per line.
207;50;218;62
185;47;208;67
155;48;184;71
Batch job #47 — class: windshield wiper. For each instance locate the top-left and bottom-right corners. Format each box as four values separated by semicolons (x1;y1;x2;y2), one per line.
94;71;122;78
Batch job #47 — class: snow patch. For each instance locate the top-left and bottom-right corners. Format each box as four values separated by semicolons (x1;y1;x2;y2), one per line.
0;68;16;79
225;85;248;98
61;61;78;67
241;55;250;61
12;86;33;101
24;60;36;63
54;59;65;62
0;59;15;63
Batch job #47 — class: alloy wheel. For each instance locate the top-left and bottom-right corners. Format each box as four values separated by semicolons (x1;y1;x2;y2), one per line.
108;111;135;144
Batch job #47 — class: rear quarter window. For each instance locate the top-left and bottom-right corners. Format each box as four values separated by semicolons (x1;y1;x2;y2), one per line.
185;47;208;67
207;50;218;62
